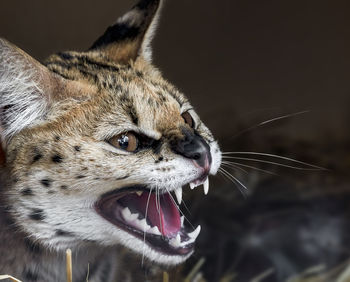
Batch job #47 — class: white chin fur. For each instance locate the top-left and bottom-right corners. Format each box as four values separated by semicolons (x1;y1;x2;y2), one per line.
104;227;193;265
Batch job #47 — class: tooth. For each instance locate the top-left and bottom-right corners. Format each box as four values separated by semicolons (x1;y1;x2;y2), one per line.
170;233;181;248
176;233;181;243
181;216;184;226
148;226;161;235
190;183;196;190
174;187;182;204
121;207;132;221
138;219;151;231
188;225;201;240
129;212;139;221
135;191;143;196
203;178;209;195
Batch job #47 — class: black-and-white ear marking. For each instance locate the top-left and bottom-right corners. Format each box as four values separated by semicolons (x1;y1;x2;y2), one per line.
0;39;57;142
90;0;162;63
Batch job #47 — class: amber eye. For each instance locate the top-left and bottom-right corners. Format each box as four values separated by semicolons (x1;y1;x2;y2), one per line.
181;111;195;128
109;132;138;152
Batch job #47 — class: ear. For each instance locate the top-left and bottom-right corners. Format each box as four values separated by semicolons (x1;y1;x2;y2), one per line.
0;39;63;142
90;0;162;63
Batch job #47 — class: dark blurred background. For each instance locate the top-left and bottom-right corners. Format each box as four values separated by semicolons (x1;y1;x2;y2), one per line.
1;1;349;281
1;0;349;141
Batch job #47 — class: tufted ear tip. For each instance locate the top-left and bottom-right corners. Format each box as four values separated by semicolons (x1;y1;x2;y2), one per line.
89;0;163;63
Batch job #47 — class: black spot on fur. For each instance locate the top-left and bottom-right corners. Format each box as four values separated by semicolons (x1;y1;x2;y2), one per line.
130;110;138;125
54;136;60;141
79;55;120;72
58;52;74;60
21;188;34;196
119;93;129;103
116;175;129;180
147;97;154;106
29;209;45;221
115;85;123;93
60;185;68;190
76;175;86;179
32;149;43;163
40;178;52;188
24;270;39;280
158;156;164;161
74;145;81;152
55;229;74;236
51;154;63;163
120;93;139;125
49;68;72;80
156;91;167;102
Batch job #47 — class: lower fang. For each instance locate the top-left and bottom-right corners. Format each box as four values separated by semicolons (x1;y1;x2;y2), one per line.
188;225;201;240
148;226;161;235
170;233;181;248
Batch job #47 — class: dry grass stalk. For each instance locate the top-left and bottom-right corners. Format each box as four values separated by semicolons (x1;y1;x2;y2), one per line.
184;257;206;282
66;248;72;282
0;275;22;282
163;271;169;282
250;268;275;282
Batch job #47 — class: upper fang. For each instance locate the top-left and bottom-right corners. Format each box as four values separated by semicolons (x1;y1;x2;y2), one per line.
174;187;182;204
203;178;209;195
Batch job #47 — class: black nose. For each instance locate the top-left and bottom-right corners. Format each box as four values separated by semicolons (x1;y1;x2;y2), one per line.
170;129;212;169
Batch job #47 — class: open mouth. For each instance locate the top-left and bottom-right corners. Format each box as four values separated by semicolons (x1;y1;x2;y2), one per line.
94;179;208;256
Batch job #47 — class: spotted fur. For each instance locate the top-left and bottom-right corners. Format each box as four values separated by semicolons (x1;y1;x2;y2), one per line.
0;0;221;281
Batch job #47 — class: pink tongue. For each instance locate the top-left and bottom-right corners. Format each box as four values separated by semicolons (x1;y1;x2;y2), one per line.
119;192;181;236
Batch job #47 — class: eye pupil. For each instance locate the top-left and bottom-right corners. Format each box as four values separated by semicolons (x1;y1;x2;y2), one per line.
118;135;129;149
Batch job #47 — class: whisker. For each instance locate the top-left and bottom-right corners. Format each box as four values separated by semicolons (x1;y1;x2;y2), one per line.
219;167;248;197
222;168;248;192
222;160;277;175
156;188;162;236
142;186;154;266
219;168;247;197
222;156;323;170
222;161;248;174
165;188;194;230
231;110;309;139
222;151;326;170
181;198;192;217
